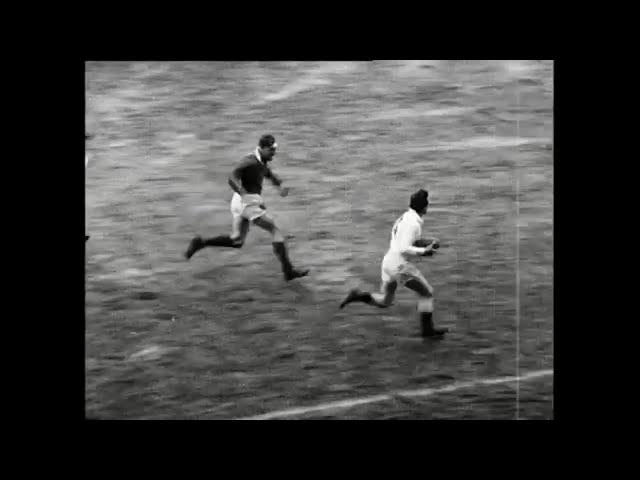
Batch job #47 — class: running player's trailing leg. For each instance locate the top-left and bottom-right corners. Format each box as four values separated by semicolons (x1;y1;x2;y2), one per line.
184;234;241;259
340;280;397;309
185;215;249;259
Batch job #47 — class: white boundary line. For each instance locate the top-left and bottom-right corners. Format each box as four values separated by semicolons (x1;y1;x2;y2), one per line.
516;85;522;420
235;369;553;420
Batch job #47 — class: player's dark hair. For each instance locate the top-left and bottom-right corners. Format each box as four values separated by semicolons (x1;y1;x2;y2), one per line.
259;134;276;148
410;189;429;212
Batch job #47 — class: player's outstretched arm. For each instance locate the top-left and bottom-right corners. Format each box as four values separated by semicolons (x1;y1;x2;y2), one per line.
266;167;289;197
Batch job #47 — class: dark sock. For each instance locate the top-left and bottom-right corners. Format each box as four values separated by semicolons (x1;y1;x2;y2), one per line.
419;311;446;336
272;242;294;274
343;290;375;307
420;312;434;335
358;292;375;304
204;235;236;248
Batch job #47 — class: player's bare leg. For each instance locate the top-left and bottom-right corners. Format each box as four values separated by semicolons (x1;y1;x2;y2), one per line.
404;277;448;337
252;214;309;281
184;216;249;260
340;280;397;309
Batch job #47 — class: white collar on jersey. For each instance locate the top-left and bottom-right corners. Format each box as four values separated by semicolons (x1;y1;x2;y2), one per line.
406;208;424;225
254;147;263;164
254;143;277;165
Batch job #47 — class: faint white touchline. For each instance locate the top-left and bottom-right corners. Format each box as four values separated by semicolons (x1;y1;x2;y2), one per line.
405;137;550;153
516;88;521;420
233;369;554;420
366;107;473;121
551;61;554;416
259;63;355;104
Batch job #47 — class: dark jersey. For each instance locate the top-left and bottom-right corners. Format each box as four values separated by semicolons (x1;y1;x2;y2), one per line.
232;154;280;195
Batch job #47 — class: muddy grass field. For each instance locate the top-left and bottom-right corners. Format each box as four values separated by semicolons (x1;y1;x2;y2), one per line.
85;60;553;419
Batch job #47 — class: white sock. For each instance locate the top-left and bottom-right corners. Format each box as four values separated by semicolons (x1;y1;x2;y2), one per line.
417;297;433;313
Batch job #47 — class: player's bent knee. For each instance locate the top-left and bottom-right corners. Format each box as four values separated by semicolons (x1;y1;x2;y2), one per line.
230;238;244;248
405;278;432;297
418;287;433;298
253;215;274;231
382;295;395;307
372;293;393;308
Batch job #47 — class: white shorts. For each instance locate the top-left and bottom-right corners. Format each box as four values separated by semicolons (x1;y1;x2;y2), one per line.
381;253;429;287
230;193;267;222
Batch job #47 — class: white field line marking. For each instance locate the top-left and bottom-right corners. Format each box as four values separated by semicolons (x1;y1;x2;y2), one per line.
260;62;357;104
235;369;553;420
405;136;550;152
366;106;473;121
516;88;522;419
262;75;330;103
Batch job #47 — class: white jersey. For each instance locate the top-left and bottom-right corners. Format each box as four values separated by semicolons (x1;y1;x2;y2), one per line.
386;208;425;261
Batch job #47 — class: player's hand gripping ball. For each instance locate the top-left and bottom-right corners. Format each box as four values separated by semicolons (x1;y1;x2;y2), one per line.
414;238;440;249
414;238;440;256
279;186;290;197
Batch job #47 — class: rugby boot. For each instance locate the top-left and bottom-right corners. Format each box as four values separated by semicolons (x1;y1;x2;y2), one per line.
420;311;448;338
185;236;205;260
285;267;310;281
339;288;371;308
273;241;309;281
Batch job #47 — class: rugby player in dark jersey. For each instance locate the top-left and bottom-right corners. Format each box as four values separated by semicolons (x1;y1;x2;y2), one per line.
185;134;309;281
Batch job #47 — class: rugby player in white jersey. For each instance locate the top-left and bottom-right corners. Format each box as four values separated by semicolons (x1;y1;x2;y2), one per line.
340;189;448;338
